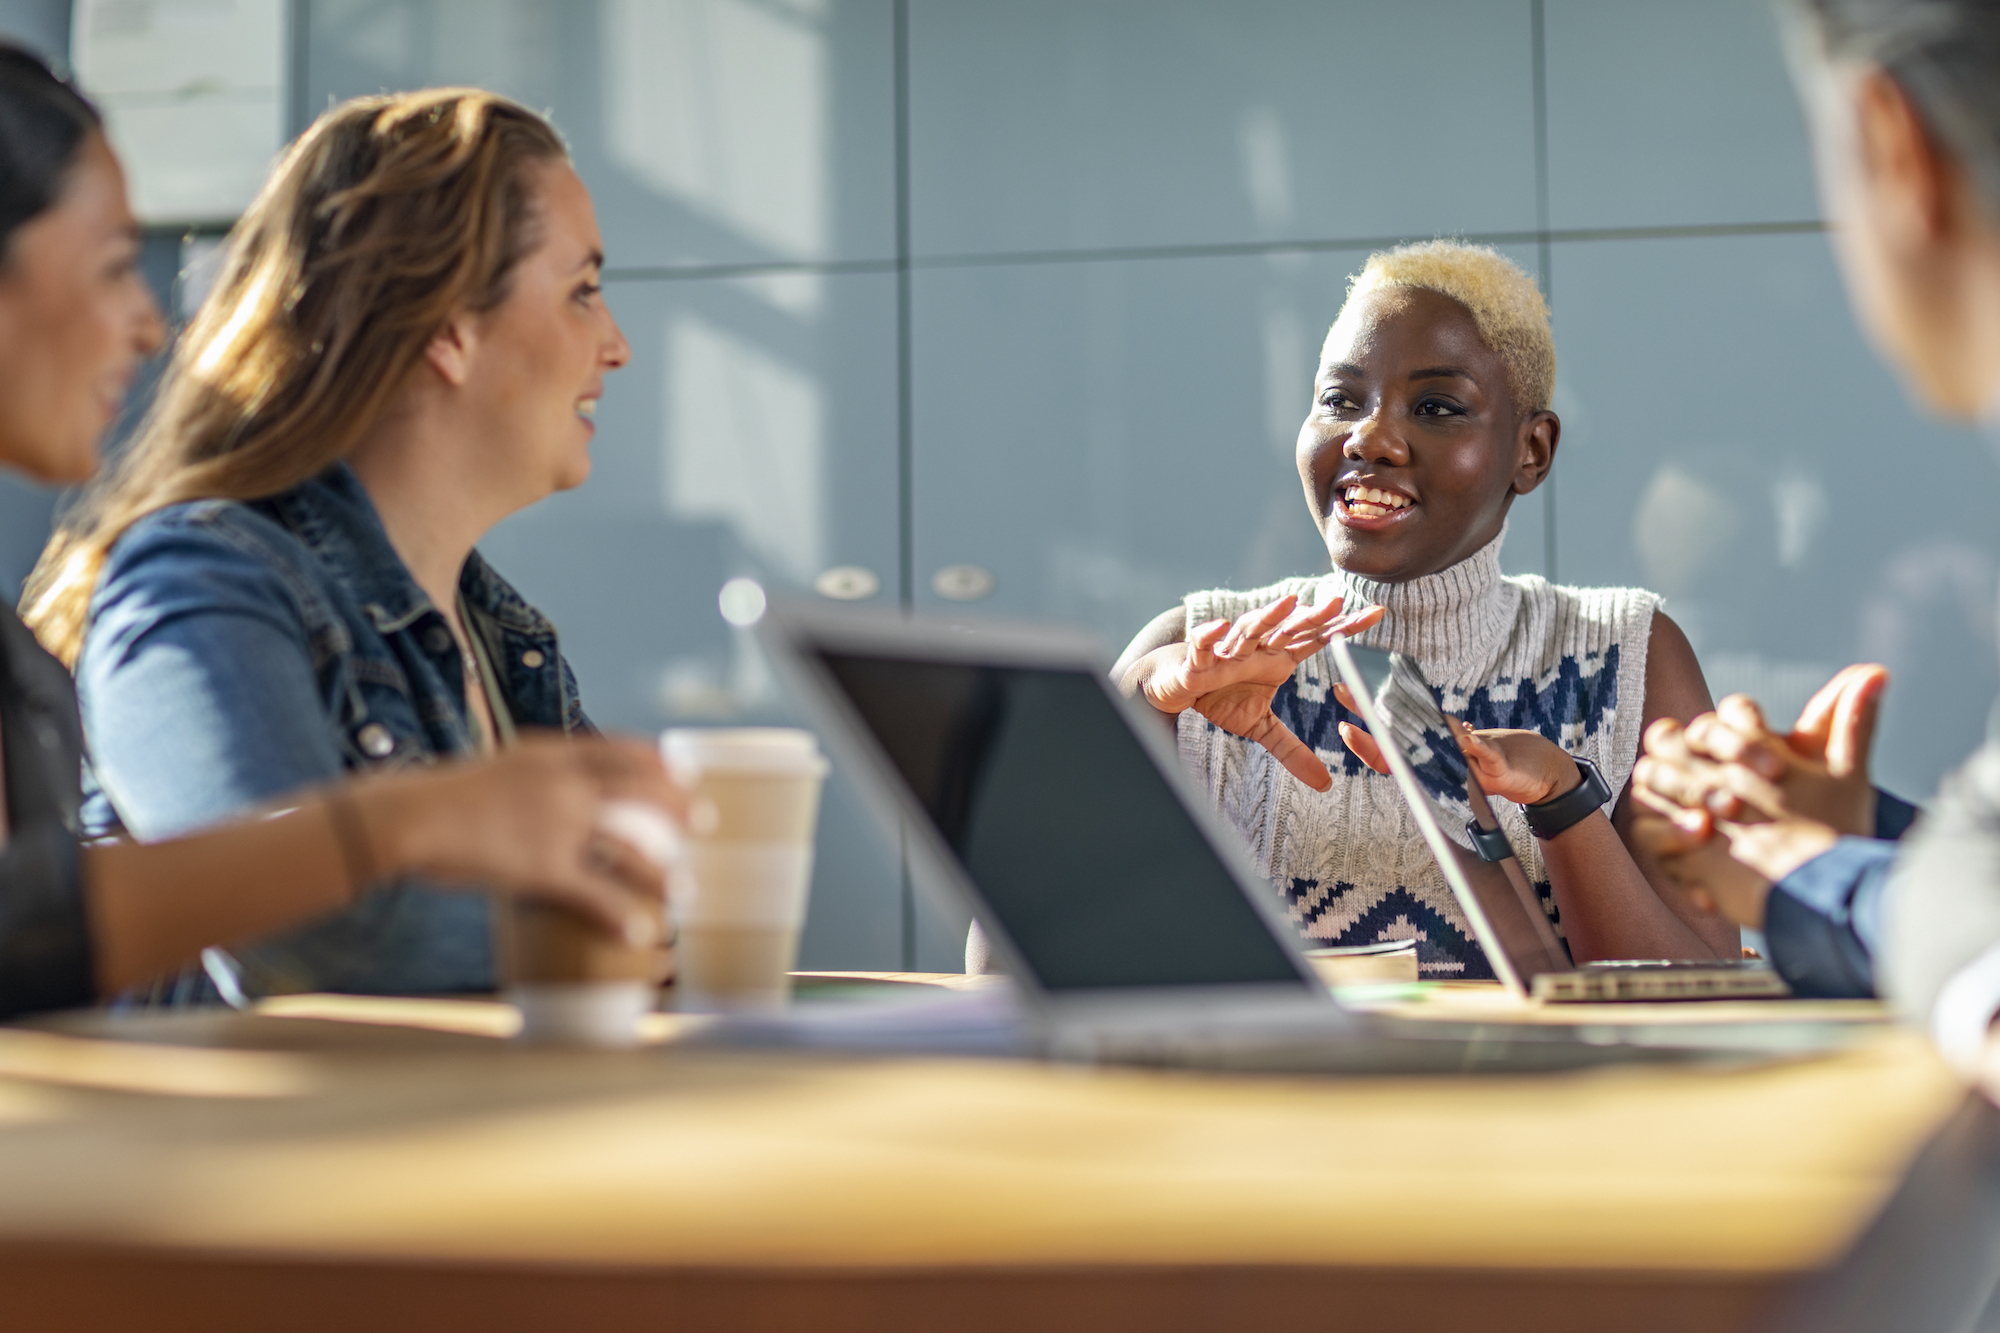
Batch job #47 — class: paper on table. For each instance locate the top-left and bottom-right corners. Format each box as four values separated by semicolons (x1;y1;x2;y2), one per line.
688;982;1031;1058
1306;939;1421;987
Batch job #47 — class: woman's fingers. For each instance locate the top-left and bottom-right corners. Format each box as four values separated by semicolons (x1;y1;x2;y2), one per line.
1272;599;1340;647
1643;715;1693;763
1287;593;1369;638
556;859;667;947
1282;636;1334;664
1631;811;1710;858
1633;753;1724;822
561;734;693;820
1702;762;1790;823
378;740;686;950
1684;707;1786;779
1279;595;1345;636
1711;813;1841;884
1220;595;1296;657
1714;693;1772;739
1825;664;1889;779
1187;618;1229;672
535;785;671;946
1337;720;1390;776
1330;604;1385;637
1454;722;1509;784
583;828;670;900
1245;712;1332;790
1632;777;1715;833
1792;664;1879;752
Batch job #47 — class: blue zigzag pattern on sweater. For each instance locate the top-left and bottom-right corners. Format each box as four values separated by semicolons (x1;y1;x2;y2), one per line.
1285;880;1498;980
1270;645;1623;806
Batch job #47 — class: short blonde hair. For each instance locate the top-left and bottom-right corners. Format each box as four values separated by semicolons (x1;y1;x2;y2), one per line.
1332;240;1556;412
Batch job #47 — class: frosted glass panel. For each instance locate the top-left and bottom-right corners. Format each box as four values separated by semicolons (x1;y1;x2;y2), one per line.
908;0;1539;256
303;0;897;268
1548;233;1996;801
1544;0;1820;230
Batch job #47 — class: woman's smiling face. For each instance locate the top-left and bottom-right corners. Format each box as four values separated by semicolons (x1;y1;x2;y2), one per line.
1297;285;1557;583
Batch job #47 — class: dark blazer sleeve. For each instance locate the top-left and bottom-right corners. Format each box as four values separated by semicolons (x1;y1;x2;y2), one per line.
0;606;94;1019
0;823;90;1018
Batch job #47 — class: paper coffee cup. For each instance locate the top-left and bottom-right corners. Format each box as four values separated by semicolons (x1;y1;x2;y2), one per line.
662;728;828;1014
500;800;679;1046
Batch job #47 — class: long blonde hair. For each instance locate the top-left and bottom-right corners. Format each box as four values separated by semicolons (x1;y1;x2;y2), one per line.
24;88;566;664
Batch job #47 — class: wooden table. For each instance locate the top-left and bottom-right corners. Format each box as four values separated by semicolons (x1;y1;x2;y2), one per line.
0;977;1972;1332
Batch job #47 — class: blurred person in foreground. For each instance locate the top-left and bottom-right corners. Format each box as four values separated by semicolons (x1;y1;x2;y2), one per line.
24;84;644;1003
0;45;686;1019
1632;0;2000;1070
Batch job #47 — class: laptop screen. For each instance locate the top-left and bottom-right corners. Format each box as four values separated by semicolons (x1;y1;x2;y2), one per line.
810;649;1311;993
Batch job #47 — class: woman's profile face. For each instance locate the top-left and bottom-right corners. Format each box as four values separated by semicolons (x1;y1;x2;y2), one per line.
461;160;630;507
1296;286;1551;583
0;132;165;484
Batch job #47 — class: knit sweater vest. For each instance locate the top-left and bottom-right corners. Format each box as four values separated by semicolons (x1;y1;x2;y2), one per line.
1177;532;1661;979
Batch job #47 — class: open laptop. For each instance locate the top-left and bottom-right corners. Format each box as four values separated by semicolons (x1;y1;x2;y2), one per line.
754;600;1758;1071
1326;637;1789;1002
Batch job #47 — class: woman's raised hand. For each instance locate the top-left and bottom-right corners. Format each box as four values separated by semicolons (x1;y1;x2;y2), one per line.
1142;593;1381;792
347;733;698;947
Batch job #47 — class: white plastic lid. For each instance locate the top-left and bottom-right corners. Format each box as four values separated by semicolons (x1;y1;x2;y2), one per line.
661;727;827;777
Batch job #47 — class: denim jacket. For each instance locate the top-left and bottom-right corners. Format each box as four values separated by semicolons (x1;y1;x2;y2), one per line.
79;462;589;1001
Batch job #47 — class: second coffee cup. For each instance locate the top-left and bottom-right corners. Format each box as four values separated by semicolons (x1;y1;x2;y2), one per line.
663;727;827;1013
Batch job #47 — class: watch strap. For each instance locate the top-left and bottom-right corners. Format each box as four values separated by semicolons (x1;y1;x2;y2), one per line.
1465;820;1516;863
1524;756;1612;841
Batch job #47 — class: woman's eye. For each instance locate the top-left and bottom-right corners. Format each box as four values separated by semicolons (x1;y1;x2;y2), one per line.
1415;398;1464;417
574;281;602;304
1320;389;1357;411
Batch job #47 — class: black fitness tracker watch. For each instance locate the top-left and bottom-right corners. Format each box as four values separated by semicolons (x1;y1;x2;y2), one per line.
1464;820;1516;863
1523;756;1612;841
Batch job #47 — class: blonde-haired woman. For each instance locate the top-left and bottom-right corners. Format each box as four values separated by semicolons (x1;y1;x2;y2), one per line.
27;87;633;1001
1113;240;1747;977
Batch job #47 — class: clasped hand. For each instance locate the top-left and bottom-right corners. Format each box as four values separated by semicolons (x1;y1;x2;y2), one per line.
1629;665;1887;926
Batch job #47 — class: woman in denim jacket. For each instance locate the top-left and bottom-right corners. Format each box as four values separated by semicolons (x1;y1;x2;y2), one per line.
27;88;633;1002
0;48;683;1019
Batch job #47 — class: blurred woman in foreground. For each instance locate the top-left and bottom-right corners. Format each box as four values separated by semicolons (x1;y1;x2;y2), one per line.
0;46;680;1019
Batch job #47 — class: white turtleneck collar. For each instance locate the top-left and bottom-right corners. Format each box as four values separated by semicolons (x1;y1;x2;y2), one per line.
1316;525;1520;670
